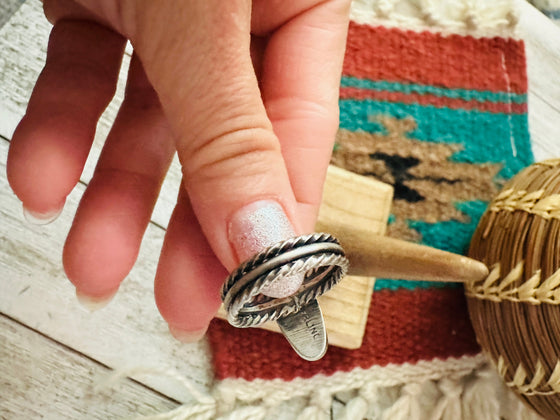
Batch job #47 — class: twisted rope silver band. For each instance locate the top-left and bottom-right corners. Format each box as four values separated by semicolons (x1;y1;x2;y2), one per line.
221;233;349;328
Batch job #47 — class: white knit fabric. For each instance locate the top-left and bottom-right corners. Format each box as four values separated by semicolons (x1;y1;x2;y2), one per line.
95;355;544;419
350;0;519;37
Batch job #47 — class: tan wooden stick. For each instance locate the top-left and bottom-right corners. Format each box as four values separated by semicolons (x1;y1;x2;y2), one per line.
316;165;488;284
324;222;489;283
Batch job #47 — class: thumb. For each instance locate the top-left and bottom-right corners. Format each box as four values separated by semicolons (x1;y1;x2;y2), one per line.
133;1;305;297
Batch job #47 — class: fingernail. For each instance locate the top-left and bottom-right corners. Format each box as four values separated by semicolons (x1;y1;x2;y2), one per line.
75;289;117;312
168;325;207;343
23;204;63;225
228;200;303;298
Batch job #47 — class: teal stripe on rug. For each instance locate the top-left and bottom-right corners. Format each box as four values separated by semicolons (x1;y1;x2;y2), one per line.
340;76;527;104
374;279;461;291
339;99;533;179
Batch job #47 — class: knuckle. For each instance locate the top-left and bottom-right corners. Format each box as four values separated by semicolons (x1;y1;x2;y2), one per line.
181;126;280;183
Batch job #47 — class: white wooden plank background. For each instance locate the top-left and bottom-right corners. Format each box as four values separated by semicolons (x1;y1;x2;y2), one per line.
0;0;24;29
1;0;559;419
518;0;560;162
1;315;179;419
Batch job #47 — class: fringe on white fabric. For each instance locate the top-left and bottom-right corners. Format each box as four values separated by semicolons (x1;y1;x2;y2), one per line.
94;354;545;420
349;0;519;37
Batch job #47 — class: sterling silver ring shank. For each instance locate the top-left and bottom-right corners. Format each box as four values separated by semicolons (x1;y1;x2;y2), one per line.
221;233;349;328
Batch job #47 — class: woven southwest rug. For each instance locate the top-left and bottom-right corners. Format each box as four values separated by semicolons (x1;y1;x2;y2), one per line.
200;1;541;419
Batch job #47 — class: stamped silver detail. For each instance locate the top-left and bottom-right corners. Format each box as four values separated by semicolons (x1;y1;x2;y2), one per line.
277;300;327;361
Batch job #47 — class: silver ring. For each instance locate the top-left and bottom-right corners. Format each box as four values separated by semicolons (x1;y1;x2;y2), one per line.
221;233;349;328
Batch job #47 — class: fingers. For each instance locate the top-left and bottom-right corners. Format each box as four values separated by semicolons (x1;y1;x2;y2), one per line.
259;0;351;230
133;2;303;290
63;54;174;298
7;20;125;217
154;189;227;338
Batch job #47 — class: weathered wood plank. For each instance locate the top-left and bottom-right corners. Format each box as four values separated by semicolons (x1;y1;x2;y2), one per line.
517;0;560;161
0;314;180;419
0;0;24;29
0;0;48;140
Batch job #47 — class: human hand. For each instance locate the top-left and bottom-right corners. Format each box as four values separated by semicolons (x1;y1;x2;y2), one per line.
6;0;350;340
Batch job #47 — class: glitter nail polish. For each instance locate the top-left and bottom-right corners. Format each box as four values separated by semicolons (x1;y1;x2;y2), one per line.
228;200;303;298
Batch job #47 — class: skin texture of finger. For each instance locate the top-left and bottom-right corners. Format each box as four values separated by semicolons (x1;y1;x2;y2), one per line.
132;1;302;272
6;20;125;215
260;0;351;231
63;55;174;297
155;189;227;335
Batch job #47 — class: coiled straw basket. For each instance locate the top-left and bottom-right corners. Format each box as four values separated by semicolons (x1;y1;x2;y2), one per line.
466;159;560;419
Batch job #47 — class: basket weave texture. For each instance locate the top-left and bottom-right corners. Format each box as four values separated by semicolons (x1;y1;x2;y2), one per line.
467;159;560;420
